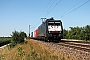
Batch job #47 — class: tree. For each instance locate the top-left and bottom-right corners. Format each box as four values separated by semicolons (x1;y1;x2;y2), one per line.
19;31;27;43
10;30;27;47
63;25;90;41
83;25;90;41
63;29;68;39
11;31;20;44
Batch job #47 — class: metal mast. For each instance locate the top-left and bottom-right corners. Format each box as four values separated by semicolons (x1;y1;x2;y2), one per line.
29;25;30;38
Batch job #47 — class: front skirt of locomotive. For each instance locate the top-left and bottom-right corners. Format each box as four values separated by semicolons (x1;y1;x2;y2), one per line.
48;33;63;41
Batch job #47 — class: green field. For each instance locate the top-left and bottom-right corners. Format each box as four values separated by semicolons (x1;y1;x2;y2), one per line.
0;37;11;47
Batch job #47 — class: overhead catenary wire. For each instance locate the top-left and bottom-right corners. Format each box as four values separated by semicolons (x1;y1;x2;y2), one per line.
45;0;57;17
32;0;54;30
33;0;62;30
39;0;53;17
45;0;62;17
60;0;90;19
60;0;83;18
33;0;61;27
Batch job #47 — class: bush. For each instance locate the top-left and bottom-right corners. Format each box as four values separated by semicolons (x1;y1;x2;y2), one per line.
10;31;27;47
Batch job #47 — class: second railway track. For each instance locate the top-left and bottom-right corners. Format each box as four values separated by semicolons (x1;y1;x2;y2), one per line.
33;39;90;52
55;41;90;52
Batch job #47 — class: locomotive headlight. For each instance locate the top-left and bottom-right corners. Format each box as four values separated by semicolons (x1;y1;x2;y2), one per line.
59;31;61;33
49;31;50;33
48;31;51;33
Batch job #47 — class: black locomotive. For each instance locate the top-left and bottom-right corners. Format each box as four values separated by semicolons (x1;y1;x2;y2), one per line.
34;17;63;42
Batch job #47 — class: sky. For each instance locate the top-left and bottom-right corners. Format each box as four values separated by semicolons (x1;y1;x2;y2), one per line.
0;0;90;37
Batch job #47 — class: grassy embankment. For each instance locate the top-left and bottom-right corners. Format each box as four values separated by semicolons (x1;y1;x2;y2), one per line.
0;39;76;60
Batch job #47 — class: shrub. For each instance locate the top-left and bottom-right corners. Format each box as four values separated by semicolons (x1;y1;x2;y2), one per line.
10;30;27;47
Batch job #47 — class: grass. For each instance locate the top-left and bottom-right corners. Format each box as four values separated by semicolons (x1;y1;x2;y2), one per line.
0;39;77;60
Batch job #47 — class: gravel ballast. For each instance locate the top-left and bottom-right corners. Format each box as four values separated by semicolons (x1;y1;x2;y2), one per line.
35;40;90;60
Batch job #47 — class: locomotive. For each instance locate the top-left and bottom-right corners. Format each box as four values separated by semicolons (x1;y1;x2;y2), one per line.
34;17;63;42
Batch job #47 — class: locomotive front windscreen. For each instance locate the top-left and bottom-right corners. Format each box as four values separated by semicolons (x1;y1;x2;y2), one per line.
48;21;62;31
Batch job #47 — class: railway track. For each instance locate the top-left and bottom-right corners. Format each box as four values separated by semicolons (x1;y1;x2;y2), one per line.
33;39;90;52
33;39;90;60
56;41;90;52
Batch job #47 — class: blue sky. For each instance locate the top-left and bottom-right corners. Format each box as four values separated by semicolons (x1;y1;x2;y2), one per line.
0;0;90;37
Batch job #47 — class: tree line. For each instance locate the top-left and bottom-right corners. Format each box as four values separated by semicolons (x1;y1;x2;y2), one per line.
0;31;27;47
63;25;90;41
0;37;11;47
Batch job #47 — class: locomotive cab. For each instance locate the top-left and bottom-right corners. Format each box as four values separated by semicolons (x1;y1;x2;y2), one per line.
36;17;63;42
47;19;63;42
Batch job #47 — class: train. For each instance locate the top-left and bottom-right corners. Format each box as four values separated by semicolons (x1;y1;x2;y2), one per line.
34;17;63;42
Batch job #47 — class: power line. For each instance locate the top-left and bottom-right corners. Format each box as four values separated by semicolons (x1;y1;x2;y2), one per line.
60;0;83;18
33;0;62;30
60;0;90;18
40;0;53;16
32;0;54;30
45;0;56;17
45;0;62;17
